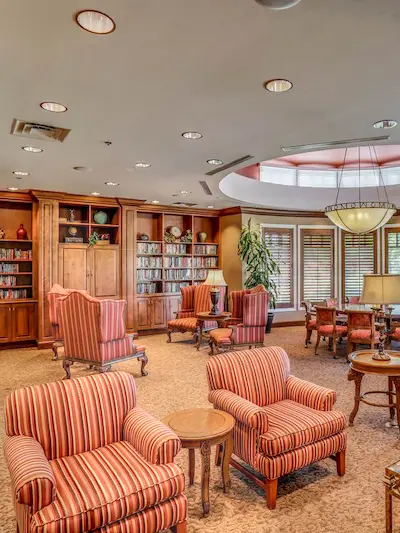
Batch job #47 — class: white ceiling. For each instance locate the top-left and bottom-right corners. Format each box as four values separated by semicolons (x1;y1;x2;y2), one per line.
2;0;400;209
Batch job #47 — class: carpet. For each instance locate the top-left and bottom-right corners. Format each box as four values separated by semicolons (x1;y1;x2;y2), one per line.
1;327;399;533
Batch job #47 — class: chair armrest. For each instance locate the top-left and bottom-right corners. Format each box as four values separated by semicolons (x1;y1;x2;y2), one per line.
286;375;336;411
123;407;181;464
208;389;268;432
4;435;56;513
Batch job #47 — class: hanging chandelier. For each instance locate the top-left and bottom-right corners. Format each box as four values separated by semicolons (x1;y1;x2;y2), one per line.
324;146;397;234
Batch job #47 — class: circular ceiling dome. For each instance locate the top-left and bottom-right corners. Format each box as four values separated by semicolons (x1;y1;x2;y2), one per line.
255;0;302;10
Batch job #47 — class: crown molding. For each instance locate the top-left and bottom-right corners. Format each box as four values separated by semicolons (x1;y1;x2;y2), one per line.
136;203;220;216
219;206;327;218
0;190;34;203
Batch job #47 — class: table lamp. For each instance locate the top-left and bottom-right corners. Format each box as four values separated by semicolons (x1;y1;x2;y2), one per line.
359;274;400;361
204;270;227;315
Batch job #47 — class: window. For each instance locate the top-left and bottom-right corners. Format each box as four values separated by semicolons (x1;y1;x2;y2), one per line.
301;229;334;301
260;166;296;186
262;227;293;308
385;228;400;273
342;232;376;300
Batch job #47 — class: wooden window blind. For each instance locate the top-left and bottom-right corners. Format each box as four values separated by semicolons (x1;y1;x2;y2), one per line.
262;227;293;308
301;229;334;301
385;228;400;274
342;232;376;300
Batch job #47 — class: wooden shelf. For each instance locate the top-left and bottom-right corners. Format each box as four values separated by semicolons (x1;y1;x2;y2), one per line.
0;259;32;262
137;253;163;257
0;298;37;304
0;239;33;243
91;223;119;228
164;267;193;269
0;285;32;288
137;280;162;283
59;221;89;226
194;242;219;245
164;254;192;257
194;254;219;257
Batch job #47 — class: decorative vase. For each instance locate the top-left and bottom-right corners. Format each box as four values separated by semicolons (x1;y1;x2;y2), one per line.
140;233;149;241
68;209;75;222
198;231;207;243
17;224;28;240
93;211;108;224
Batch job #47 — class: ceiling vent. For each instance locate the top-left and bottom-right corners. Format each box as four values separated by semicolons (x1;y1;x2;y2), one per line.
205;155;254;176
281;135;391;153
10;119;70;142
171;201;197;207
199;181;212;195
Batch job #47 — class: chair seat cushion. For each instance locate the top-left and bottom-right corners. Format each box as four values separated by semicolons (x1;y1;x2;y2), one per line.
168;317;198;330
258;400;346;457
210;328;233;344
349;329;379;342
32;441;184;533
306;319;316;329
318;325;347;336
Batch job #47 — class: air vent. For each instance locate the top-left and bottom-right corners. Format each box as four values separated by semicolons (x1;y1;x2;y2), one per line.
205;155;254;176
199;181;212;195
10;119;70;142
171;202;197;207
281;135;391;153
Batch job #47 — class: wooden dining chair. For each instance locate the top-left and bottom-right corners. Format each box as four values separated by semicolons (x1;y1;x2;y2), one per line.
315;306;348;359
347;309;379;358
301;300;316;348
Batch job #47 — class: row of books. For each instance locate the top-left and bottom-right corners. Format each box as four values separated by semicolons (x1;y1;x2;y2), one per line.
193;245;218;255
137;256;162;268
164;244;188;255
164;256;192;267
137;269;162;281
164;269;191;281
0;264;19;273
0;289;28;299
137;242;162;255
137;282;159;294
164;281;190;293
193;257;218;268
0;276;17;287
0;249;32;260
193;269;209;280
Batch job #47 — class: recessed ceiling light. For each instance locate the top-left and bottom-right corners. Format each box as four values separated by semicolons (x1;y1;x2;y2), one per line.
13;171;30;176
182;132;203;140
207;159;223;166
151;200;160;204
91;192;101;196
373;119;397;129
255;0;302;9
134;162;151;168
40;102;67;113
207;205;215;208
75;10;116;34
73;166;92;172
22;146;43;153
105;181;119;186
180;190;191;194
7;187;19;191
264;79;293;93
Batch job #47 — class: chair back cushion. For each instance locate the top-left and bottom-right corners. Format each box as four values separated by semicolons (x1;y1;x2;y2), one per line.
347;310;374;328
194;284;212;314
325;298;338;307
316;306;336;325
230;289;250;319
206;346;290;406
47;284;69;325
243;291;269;327
5;372;136;460
250;284;267;294
181;285;195;311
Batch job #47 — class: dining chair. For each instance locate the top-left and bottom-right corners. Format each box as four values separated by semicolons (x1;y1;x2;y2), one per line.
347;309;379;358
301;300;316;348
315;306;347;359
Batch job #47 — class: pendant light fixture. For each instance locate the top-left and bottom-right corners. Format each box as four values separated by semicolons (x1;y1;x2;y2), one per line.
325;146;396;234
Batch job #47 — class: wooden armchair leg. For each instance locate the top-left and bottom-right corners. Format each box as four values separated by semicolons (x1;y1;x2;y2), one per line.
166;329;172;343
315;333;321;355
336;450;346;476
265;478;278;510
139;353;149;376
62;359;73;380
170;520;187;533
305;329;312;348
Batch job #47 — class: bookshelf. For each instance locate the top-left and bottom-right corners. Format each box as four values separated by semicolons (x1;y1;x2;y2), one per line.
59;202;120;244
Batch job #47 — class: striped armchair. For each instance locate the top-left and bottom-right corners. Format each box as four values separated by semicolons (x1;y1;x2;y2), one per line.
166;283;225;347
58;291;147;379
4;372;187;533
209;285;268;354
207;347;347;509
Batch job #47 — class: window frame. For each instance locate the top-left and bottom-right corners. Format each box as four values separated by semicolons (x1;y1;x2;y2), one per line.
384;226;400;274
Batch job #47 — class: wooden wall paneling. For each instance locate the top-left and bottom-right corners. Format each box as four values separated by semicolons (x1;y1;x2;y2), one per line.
121;205;137;332
91;245;120;299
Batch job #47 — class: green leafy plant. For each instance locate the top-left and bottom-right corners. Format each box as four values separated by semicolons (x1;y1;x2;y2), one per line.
237;219;280;309
88;231;100;247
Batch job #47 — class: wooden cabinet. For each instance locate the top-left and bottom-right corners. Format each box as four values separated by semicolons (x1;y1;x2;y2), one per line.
58;244;90;291
165;295;181;323
136;296;166;330
0;303;36;343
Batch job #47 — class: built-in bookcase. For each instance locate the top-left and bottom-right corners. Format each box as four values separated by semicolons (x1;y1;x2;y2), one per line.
59;202;120;244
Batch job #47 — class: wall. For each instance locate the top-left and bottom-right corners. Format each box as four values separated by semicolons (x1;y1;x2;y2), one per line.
220;213;243;291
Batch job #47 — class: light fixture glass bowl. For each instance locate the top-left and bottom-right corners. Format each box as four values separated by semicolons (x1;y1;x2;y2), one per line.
325;202;397;234
75;10;115;34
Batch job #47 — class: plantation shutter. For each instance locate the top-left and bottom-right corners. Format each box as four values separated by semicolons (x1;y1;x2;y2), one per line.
385;228;400;274
262;227;293;308
301;229;334;301
343;232;376;299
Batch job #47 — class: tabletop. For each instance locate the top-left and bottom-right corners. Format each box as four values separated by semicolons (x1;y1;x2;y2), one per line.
163;408;235;441
349;350;400;375
196;311;232;320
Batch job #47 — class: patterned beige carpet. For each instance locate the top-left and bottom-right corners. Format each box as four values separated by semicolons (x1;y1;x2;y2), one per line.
1;327;400;533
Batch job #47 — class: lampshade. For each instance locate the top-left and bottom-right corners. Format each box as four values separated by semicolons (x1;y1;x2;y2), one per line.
359;274;400;305
325;202;396;235
204;270;227;287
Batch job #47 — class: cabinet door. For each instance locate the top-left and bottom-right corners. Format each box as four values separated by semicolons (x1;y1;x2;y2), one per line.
91;246;120;299
152;297;165;328
0;306;12;343
137;298;152;330
12;304;36;341
58;245;90;291
165;296;181;323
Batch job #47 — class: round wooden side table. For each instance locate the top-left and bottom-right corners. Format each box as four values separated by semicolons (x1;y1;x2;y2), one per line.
195;311;231;350
348;350;400;430
163;408;235;516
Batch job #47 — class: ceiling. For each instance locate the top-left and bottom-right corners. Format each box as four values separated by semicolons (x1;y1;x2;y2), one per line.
2;0;400;209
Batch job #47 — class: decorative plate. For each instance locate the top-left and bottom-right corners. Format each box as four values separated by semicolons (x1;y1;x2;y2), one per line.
169;226;182;238
68;226;78;236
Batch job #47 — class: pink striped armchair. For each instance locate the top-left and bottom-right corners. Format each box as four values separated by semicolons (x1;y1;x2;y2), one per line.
207;347;347;509
209;285;268;354
58;291;147;379
166;283;225;348
4;372;187;533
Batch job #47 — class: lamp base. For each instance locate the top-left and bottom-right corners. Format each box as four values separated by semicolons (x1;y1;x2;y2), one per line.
372;305;391;361
372;350;391;362
209;287;220;315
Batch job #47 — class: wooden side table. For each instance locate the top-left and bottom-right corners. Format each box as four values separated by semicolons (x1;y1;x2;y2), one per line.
195;311;231;351
385;461;400;533
163;408;235;516
348;350;400;430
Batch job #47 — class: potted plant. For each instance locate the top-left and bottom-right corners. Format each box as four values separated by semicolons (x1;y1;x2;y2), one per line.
238;219;280;333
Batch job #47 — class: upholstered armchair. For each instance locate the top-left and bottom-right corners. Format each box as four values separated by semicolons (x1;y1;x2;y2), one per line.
4;372;187;533
58;291;148;379
207;347;347;509
209;285;268;354
315;306;348;358
166;283;225;346
347;309;379;357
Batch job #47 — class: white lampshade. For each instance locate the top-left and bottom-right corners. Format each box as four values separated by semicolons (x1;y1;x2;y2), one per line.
204;270;227;287
325;203;396;234
359;274;400;305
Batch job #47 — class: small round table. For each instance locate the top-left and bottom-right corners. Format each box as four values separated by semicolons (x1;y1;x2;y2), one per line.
163;408;235;517
195;311;231;350
348;350;400;430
